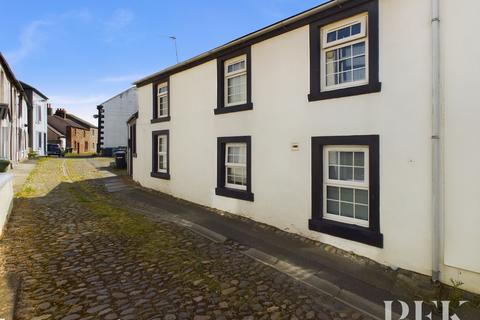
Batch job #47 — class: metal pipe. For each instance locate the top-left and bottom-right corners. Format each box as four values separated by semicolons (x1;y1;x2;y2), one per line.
431;0;441;283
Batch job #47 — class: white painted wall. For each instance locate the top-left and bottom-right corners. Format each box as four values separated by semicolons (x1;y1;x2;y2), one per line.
101;87;138;149
0;173;13;237
441;0;480;292
133;0;480;293
31;92;48;156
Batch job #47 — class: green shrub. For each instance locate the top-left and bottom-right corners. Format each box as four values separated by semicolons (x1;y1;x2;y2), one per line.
28;151;38;159
0;159;10;172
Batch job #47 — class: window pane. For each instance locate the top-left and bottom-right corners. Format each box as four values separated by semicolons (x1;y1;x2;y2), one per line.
227;74;247;104
158;155;165;170
227;166;246;186
327;31;337;43
354;168;365;181
354;152;364;166
353;56;365;69
339;46;351;59
328;151;338;165
337;26;351;40
340;187;354;202
340;166;353;181
340;152;353;165
326;50;336;62
340;202;354;217
355;189;368;205
327;200;340;215
338;71;352;83
355;204;368;221
327;186;339;200
329;166;338;180
326;74;337;86
351;23;361;35
326;62;336;75
352;42;365;56
353;68;366;81
339;59;352;72
227;60;245;73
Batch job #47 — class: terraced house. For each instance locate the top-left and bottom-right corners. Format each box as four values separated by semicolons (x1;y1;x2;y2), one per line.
130;0;480;293
0;53;30;167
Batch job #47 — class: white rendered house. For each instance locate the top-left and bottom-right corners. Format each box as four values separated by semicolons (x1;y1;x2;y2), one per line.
96;87;138;154
0;53;30;166
131;0;480;293
20;82;48;157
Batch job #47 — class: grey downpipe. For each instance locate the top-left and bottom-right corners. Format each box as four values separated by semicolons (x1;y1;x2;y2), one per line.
431;0;441;283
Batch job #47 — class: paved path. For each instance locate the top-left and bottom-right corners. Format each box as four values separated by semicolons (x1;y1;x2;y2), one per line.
1;158;370;320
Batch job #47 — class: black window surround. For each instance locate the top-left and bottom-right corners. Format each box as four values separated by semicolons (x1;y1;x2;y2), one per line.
215;136;254;201
310;135;383;248
308;0;381;101
151;78;171;123
151;130;170;180
214;47;253;115
131;123;137;158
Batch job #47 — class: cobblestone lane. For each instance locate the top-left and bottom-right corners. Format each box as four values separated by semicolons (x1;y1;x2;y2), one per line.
0;158;370;320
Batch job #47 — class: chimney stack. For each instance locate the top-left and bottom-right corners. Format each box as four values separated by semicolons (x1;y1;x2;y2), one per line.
55;108;67;119
47;104;52;116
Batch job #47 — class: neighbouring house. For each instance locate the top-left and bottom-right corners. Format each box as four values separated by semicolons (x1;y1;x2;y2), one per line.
63;110;98;152
0;53;30;167
130;0;480;293
20;81;48;157
96;87;138;156
47;108;97;154
47;123;66;150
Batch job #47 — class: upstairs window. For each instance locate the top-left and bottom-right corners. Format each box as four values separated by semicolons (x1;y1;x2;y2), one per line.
157;83;169;118
322;14;368;90
151;79;170;123
225;56;247;107
308;1;380;101
215;47;253;115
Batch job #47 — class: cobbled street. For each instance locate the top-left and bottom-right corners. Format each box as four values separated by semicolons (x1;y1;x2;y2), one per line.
0;158;370;320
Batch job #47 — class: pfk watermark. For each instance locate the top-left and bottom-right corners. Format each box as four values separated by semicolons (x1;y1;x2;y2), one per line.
385;300;468;320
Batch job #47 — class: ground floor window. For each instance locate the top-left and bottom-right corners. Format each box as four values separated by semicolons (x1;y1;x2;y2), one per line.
151;130;170;180
310;135;382;248
215;136;253;201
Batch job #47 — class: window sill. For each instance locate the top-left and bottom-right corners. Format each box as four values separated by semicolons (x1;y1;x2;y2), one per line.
215;187;254;201
308;82;381;101
151;116;171;124
214;102;253;115
150;171;170;180
308;218;383;248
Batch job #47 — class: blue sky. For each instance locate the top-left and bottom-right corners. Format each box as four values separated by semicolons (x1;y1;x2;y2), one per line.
1;0;324;123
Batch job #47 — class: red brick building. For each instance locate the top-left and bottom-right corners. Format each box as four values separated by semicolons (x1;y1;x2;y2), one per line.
47;108;97;154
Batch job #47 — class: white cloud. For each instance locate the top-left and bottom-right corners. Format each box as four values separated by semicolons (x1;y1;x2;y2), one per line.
97;74;142;83
7;9;92;63
8;20;51;63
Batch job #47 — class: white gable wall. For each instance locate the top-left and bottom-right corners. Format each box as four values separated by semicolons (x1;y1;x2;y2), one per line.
102;87;138;149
